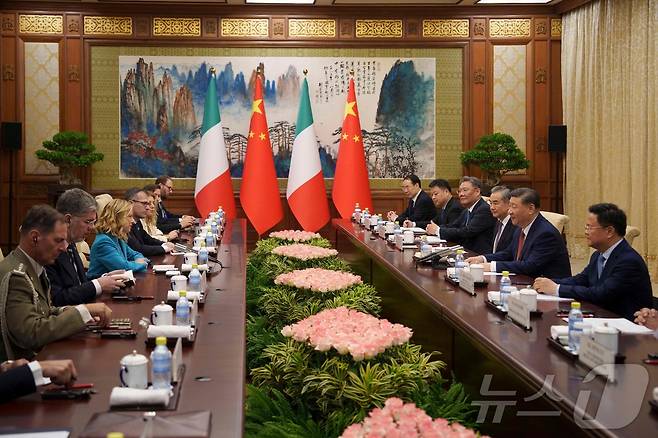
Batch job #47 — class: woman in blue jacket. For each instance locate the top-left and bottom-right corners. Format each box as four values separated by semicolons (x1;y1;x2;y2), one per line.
88;199;149;279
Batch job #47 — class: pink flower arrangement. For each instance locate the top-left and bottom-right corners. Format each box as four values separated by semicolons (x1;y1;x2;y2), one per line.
269;230;322;242
281;307;412;361
274;268;362;292
271;243;338;261
340;397;485;438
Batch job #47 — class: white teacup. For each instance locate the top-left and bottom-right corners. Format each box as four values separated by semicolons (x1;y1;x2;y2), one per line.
150;301;173;326
519;288;538;312
170;275;188;291
469;264;485;283
403;230;414;244
184;252;198;265
119;350;149;389
594;324;619;353
385;222;396;234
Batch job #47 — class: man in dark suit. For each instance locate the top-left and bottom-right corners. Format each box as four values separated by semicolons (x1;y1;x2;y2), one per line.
386;174;435;227
488;185;517;253
155;176;195;234
0;358;77;403
126;188;175;257
46;189;126;306
430;176;497;254
415;179;463;229
468;188;571;278
535;203;652;321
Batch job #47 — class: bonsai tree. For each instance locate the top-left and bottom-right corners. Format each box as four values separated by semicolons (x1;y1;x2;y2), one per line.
35;131;104;185
460;132;530;187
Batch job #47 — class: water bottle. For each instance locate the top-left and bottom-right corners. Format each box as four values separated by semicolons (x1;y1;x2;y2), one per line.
454;250;466;281
205;231;215;248
176;290;190;326
211;221;219;235
420;243;432;257
188;266;201;292
499;271;512;311
198;247;209;265
352;203;361;222
568;301;584;353
217;206;225;225
150;337;172;390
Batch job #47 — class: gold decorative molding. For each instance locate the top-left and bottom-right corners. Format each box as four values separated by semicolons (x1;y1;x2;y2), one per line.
288;19;335;38
422;19;469;38
84;16;132;35
221;18;268;37
551;19;562;38
535;68;547;84
19;14;63;34
3;15;16;33
153;17;201;37
68;65;80;82
355;19;402;38
473;21;485;36
535;20;547;36
272;18;285;37
489;19;531;38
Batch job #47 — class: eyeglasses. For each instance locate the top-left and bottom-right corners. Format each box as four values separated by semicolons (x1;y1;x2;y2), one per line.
164;185;173;190
131;200;151;207
584;225;606;231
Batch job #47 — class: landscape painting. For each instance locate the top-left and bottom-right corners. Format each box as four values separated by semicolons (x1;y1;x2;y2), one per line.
119;56;436;179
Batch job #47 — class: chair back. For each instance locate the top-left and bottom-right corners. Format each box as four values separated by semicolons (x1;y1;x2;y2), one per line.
625;225;640;246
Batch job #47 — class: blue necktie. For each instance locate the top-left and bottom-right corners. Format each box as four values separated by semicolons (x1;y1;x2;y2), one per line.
597;255;606;279
464;210;471;226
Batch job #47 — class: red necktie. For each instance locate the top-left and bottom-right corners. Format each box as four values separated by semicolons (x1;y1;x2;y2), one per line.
515;231;525;261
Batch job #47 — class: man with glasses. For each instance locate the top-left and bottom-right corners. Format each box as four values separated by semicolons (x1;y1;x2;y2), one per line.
534;203;652;321
125;188;175;256
46;189;126;306
155;176;195;233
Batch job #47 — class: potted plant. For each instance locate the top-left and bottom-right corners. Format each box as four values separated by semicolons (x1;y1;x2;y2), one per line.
35;131;104;185
460;132;531;188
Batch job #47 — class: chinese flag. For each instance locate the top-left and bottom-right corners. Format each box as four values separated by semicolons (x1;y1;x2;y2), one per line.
239;74;283;235
332;78;373;218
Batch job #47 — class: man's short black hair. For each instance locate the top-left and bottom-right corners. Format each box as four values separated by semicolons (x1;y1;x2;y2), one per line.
124;187;145;201
589;203;627;236
20;205;65;236
459;176;483;190
143;184;158;192
155;176;171;186
404;174;421;187
428;179;451;192
510;187;540;209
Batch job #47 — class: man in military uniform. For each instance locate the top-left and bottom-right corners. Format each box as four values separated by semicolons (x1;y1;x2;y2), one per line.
0;205;112;362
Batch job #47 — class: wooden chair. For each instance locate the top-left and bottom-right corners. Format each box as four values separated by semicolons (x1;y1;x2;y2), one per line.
0;247;4;262
540;211;570;234
625;225;640;246
94;194;113;216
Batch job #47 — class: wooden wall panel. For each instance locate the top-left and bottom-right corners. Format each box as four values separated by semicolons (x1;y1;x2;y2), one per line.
0;3;564;250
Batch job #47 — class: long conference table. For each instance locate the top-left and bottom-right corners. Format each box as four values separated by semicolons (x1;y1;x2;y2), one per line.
1;220;246;438
333;219;658;438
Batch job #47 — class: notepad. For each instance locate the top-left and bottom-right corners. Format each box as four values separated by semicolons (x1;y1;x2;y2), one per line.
560;317;654;335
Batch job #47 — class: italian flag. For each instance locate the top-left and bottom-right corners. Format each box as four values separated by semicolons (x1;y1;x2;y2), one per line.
194;68;236;219
286;77;330;232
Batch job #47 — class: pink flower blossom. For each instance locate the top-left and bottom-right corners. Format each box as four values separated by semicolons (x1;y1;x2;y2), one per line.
269;230;322;242
274;268;362;292
271;244;338;261
280;307;412;361
340;397;486;438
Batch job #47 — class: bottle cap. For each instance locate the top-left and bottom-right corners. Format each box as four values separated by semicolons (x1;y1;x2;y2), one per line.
192;264;198;268
155;336;167;346
456;249;464;254
107;433;125;438
571;301;581;309
179;290;187;297
502;270;510;276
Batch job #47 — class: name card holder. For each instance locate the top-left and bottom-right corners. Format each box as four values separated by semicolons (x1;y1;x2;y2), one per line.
507;294;531;331
578;336;616;382
458;270;476;296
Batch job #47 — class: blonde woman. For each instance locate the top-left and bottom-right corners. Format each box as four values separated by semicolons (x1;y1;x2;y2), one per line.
141;189;178;242
87;199;148;278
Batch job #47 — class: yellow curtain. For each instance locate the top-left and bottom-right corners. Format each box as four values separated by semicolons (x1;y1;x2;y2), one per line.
562;0;658;282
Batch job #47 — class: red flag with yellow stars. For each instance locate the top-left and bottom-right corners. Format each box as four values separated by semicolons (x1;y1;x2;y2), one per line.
239;74;283;235
332;77;373;218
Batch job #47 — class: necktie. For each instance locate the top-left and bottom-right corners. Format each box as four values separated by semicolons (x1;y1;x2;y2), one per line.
597;255;606;279
68;246;82;285
39;271;50;293
493;220;503;252
464;210;471;226
515;231;525;261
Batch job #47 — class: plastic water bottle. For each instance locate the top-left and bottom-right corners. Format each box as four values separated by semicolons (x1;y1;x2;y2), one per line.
499;271;512;311
217;206;225;225
361;209;370;226
352;203;361;222
176;290;190;326
454;250;466;281
420;243;432;257
188;266;201;292
211;221;218;235
568;301;584;353
205;232;215;248
198;247;209;265
150;337;172;390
